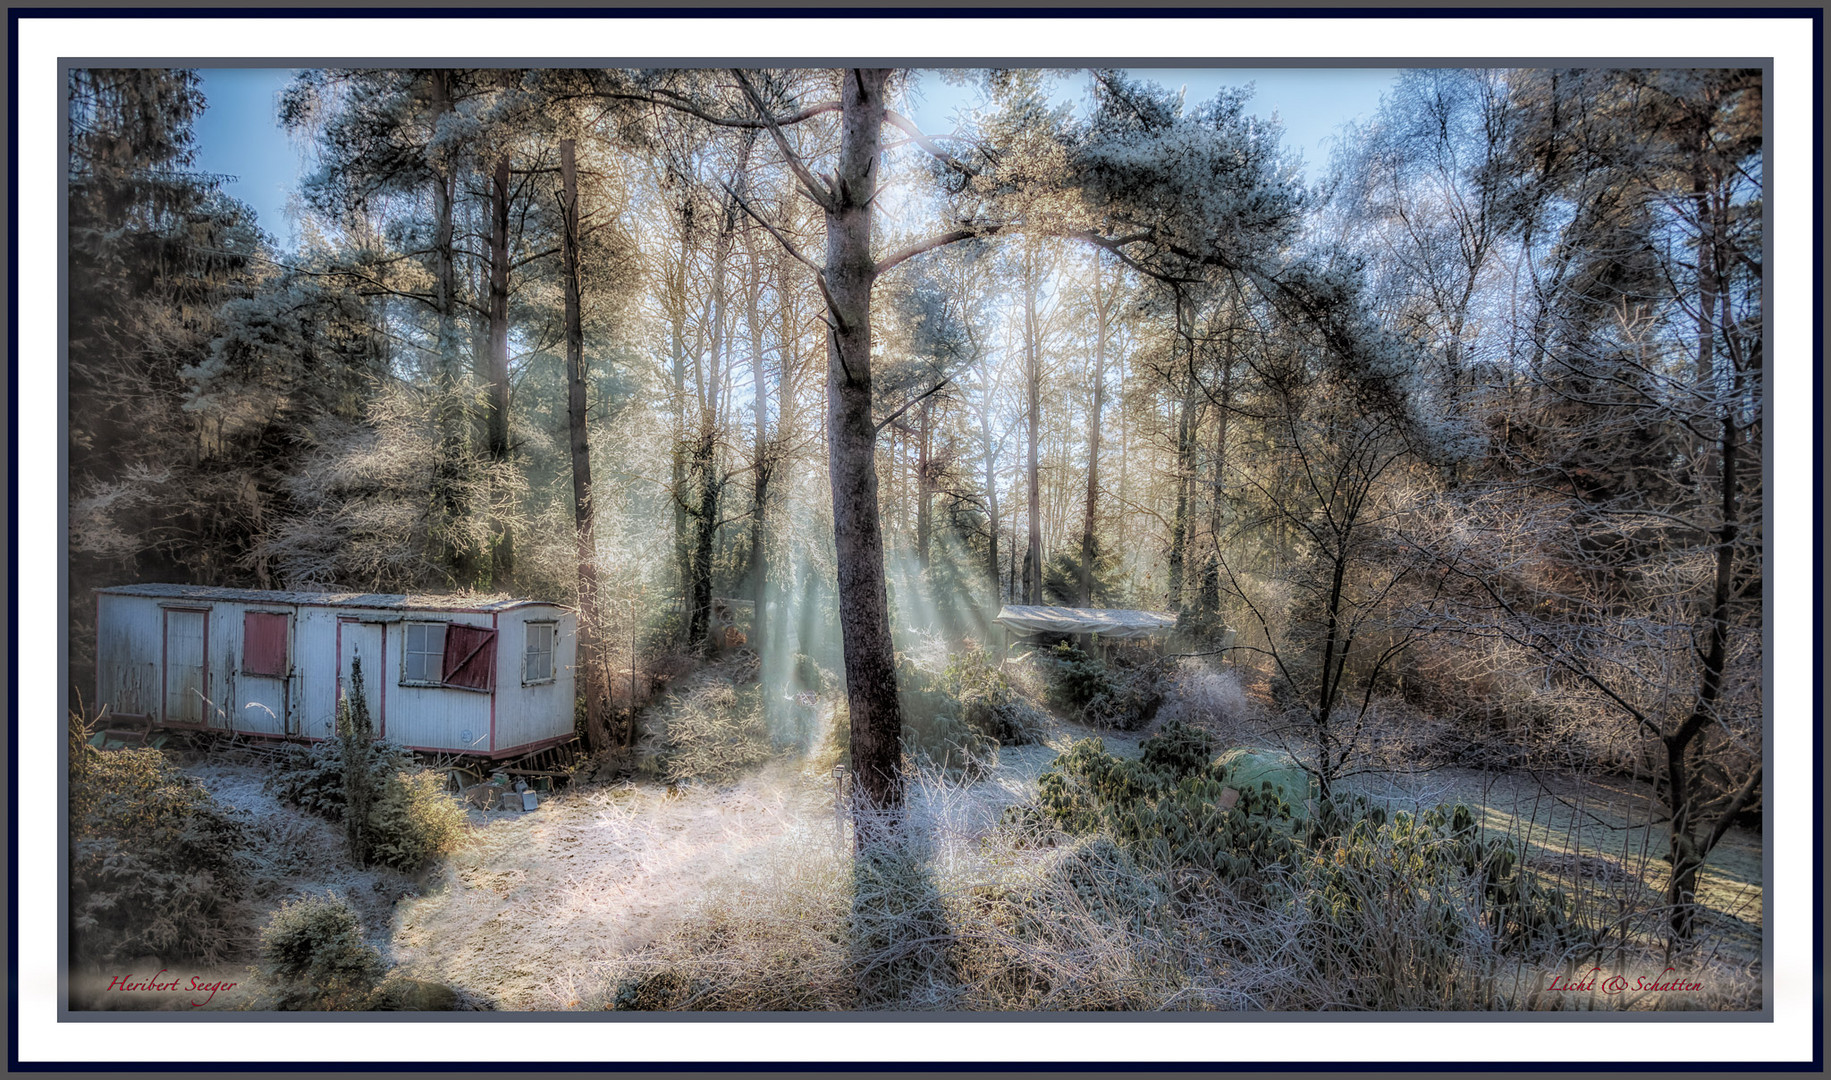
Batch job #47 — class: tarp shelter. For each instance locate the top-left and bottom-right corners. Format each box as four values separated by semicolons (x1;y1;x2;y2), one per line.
994;605;1178;641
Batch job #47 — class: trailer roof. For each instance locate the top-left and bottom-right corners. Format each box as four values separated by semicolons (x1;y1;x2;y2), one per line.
96;583;563;614
994;604;1178;640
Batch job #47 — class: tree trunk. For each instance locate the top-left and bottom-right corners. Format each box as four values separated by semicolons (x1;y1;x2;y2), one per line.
560;140;614;754
916;398;933;568
1079;254;1108;606
1665;410;1741;942
1166;297;1197;612
485;152;514;585
1167;393;1194;611
668;261;692;627
1200;332;1232;616
983;418;1001;600
745;265;771;663
1312;537;1352;799
1689;108;1723;485
686;208;733;653
824;68;903;833
1023;244;1043;605
427;70;475;584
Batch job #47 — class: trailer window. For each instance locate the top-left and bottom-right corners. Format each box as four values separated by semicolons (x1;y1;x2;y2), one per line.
402;621;446;684
524;622;556;685
243;611;288;677
402;620;497;690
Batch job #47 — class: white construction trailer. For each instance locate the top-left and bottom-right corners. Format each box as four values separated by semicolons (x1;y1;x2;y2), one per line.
92;584;577;759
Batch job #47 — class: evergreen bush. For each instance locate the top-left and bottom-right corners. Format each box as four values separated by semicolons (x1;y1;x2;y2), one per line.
896;657;997;781
1041;643;1166;731
255;893;384;1010
69;711;249;966
267;692;465;875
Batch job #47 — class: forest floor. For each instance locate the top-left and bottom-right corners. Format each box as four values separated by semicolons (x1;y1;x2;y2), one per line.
379;712;1154;1010
175;666;1763;1012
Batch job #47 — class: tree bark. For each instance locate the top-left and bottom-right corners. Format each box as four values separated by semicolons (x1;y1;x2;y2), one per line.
824;68;904;833
485;152;514;584
560;140;613;754
983;409;1001;600
667;257;692;625
686;202;734;653
916;398;934;568
1079;254;1108;606
1200;327;1232;616
1167;394;1194;612
1023;244;1043;605
427;70;475;584
1665;409;1741;941
744;260;771;663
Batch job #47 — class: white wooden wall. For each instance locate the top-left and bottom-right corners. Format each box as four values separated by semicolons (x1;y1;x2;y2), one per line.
95;594;576;755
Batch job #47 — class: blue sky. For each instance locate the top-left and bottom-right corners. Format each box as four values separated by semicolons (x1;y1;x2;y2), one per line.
192;66;1397;251
193;68;304;247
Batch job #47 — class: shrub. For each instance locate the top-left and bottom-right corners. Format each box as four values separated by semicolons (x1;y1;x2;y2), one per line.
1213;747;1313;810
956;834;1175;1010
338;659;381;866
899;705;998;781
255;893;385;1010
1027;835;1167;937
69;711;249;966
792;652;830;695
1172;607;1221;647
1138;719;1217;780
1024;727;1583;1008
608;969;694;1011
943;649;1045;746
270;738;409;821
1041;643;1167;731
1321;799;1573;956
897;657;997;781
831;651;1041;783
366;975;461;1011
1160;660;1256;739
1033;736;1295;882
1041;643;1109;715
367;769;468;874
648;679;772;785
270;739;364;820
1289;798;1579;1007
848;840;958;1008
268;734;464;874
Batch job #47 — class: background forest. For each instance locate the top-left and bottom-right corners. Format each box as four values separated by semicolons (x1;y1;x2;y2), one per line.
66;65;1763;1011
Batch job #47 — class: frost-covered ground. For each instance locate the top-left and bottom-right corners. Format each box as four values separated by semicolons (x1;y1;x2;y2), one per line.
388;757;838;1009
184;761;421;962
171;661;1761;1011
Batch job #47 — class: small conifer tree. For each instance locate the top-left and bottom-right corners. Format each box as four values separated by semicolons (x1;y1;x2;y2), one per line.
338;657;377;867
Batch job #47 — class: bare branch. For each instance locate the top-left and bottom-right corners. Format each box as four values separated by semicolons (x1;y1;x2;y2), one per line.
730;69;834;212
882;109;979;176
874;224;1002;277
718;178;821;276
874;377;951;435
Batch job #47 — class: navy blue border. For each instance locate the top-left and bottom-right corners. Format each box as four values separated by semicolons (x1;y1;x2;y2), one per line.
10;4;1824;1073
3;4;1829;16
1811;5;1825;1075
8;2;20;1075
